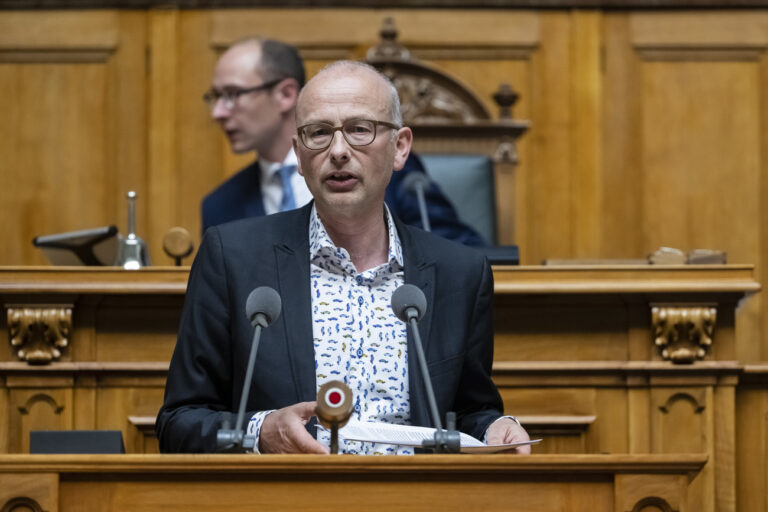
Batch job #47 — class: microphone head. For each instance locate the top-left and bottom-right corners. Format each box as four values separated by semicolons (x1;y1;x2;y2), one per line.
401;171;431;195
391;284;427;322
245;286;282;328
315;380;354;429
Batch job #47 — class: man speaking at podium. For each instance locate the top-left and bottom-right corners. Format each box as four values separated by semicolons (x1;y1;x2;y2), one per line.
157;61;529;454
201;38;484;246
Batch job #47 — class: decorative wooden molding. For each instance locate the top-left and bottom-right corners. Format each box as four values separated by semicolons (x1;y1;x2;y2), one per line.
128;416;157;437
628;496;677;512
492;361;742;388
17;393;65;415
7;305;72;365
0;263;757;296
1;0;765;8
658;392;706;414
651;304;716;364
635;46;765;62
516;415;596;436
0;49;114;63
366;19;490;125
491;264;759;295
364;17;529;166
0;497;45;512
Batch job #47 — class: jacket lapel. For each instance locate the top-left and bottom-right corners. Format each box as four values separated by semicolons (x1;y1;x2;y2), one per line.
274;204;316;403
397;219;437;428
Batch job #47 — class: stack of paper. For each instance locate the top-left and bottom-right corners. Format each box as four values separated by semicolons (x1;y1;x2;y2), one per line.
325;419;541;453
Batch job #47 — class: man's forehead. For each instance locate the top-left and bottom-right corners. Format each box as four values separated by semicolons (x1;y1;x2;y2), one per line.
297;70;389;121
214;44;262;82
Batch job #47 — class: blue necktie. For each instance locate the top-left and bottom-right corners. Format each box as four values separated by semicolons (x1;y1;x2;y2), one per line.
278;164;297;211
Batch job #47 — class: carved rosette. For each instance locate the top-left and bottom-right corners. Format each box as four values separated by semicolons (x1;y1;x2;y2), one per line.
7;305;72;364
651;305;716;364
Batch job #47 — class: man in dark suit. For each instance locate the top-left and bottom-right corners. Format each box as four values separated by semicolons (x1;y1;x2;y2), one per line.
157;60;528;454
201;38;484;246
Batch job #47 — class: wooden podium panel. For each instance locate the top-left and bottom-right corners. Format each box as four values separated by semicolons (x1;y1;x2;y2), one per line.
0;454;705;512
0;266;757;511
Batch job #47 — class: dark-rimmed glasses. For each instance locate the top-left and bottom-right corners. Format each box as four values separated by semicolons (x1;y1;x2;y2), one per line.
202;79;283;109
297;119;401;150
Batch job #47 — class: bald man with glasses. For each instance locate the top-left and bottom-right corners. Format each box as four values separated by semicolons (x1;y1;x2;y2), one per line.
200;38;485;246
158;61;529;455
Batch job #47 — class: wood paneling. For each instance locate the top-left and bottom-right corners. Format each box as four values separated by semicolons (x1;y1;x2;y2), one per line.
1;6;768;510
4;10;767;362
0;11;147;267
0;454;704;512
735;366;768;512
0;267;755;511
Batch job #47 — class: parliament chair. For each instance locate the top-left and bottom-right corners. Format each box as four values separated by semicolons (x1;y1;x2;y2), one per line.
366;18;529;247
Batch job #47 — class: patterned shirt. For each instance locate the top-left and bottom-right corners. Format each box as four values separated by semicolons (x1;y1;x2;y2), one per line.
248;204;412;455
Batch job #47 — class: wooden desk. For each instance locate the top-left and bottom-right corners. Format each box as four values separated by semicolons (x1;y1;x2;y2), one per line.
0;265;758;512
0;454;706;512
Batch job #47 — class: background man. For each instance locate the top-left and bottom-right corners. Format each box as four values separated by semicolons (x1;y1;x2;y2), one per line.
201;38;485;246
157;60;529;454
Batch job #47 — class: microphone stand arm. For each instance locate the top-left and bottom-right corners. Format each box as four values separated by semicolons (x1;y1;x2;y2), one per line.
407;315;460;453
414;183;431;232
216;321;263;452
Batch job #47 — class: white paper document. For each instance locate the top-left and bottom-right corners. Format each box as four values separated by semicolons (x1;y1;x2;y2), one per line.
328;419;541;454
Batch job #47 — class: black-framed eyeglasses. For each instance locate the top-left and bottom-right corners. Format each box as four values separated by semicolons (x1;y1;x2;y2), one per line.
202;79;283;109
297;119;401;150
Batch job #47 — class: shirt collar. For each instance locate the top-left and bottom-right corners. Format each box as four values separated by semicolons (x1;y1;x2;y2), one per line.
260;147;298;179
309;203;404;270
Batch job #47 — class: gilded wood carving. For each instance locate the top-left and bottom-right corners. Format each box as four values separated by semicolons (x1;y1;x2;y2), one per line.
365;17;528;165
7;305;72;364
651;305;716;364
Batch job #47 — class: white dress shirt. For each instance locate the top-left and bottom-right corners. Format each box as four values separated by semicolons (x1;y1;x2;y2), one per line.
259;148;313;214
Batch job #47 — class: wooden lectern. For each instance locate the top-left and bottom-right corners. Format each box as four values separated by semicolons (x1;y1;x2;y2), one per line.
0;453;705;512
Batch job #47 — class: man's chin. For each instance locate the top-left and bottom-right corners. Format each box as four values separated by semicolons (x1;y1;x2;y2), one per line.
316;193;375;216
230;143;251;155
227;137;256;155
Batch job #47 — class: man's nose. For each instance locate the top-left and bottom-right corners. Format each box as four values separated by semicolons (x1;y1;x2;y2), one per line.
328;130;350;163
211;98;230;120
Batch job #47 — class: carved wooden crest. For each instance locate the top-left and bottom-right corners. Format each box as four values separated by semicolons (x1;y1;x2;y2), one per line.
651;305;716;364
365;17;528;165
7;305;72;364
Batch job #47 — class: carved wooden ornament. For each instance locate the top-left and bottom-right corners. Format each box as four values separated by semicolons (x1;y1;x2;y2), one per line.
0;497;46;512
651;305;716;364
7;305;72;364
628;496;677;512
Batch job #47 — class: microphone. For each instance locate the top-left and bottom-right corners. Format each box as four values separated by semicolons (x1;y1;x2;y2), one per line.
391;284;460;453
216;286;282;452
402;172;432;232
315;380;354;454
391;283;428;322
246;286;282;328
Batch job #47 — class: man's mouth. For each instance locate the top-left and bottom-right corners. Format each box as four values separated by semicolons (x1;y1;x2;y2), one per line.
325;172;358;190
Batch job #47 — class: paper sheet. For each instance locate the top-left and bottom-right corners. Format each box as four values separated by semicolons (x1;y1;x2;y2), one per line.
323;419;541;453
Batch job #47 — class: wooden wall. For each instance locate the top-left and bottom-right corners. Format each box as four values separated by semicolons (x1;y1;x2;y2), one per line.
2;9;766;363
0;11;766;350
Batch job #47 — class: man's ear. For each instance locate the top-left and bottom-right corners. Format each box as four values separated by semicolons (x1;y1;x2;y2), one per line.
274;78;300;113
392;127;413;172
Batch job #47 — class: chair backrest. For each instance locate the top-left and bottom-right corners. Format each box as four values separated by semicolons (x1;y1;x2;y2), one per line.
366;17;528;246
420;154;496;245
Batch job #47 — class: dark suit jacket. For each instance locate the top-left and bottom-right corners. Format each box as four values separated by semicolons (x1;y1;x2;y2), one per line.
157;202;503;453
201;153;486;246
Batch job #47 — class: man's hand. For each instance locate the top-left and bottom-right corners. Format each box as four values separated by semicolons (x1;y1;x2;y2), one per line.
486;417;532;454
258;401;329;454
